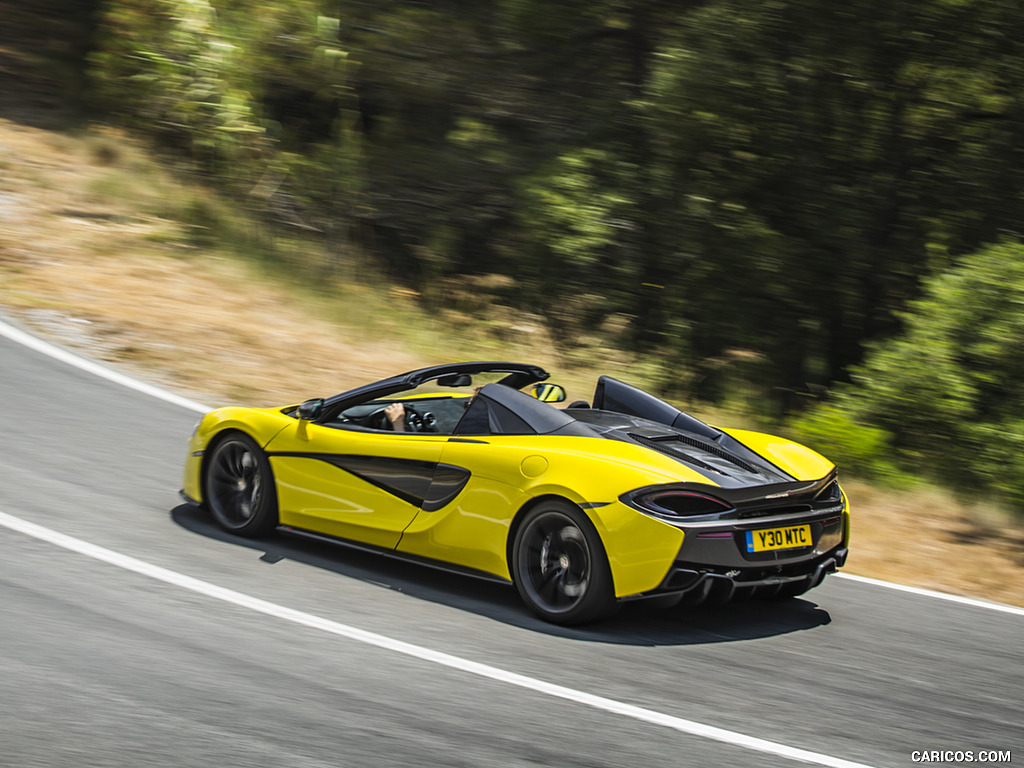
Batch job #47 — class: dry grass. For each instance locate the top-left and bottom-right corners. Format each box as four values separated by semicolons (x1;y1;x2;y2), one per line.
843;480;1024;606
2;116;1022;607
0;121;573;405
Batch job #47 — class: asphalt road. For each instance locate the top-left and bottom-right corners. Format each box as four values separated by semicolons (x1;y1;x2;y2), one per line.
0;320;1020;768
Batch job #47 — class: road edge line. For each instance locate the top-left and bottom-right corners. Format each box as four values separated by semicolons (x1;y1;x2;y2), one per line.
0;507;877;768
834;573;1024;617
0;316;209;414
2;313;1021;617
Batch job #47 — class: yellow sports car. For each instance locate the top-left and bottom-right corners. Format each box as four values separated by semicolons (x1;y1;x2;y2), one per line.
181;362;849;624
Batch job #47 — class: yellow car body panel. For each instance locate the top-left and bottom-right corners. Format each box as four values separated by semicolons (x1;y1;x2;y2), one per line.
577;502;685;598
265;421;449;549
721;428;835;481
397;436;691;596
841;486;852;548
398;474;527;578
182;406;295;503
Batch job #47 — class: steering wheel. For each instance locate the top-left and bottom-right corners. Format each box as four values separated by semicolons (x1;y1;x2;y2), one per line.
404;406;424;432
367;406;396;431
403;405;438;432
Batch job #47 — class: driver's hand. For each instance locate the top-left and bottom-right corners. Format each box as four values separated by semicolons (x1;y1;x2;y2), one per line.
385;403;406;432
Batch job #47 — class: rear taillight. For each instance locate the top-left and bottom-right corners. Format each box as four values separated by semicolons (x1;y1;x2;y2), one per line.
816;481;842;502
636;491;732;518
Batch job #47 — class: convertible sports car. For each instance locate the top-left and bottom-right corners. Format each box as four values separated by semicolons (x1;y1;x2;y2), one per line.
181;362;849;624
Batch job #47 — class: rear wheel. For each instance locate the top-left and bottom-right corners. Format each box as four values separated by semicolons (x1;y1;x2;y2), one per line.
204;433;278;537
512;501;616;625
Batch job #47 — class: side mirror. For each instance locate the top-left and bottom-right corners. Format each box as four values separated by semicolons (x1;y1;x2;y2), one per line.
297;398;324;422
438;373;473;387
529;383;566;403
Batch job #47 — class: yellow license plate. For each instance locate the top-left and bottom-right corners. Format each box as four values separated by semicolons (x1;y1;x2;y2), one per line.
745;524;812;552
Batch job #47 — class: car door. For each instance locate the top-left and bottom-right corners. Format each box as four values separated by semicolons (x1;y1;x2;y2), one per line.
264;418;448;549
395;395;542;578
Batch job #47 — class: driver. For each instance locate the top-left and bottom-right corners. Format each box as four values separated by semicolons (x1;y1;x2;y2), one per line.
384;402;407;432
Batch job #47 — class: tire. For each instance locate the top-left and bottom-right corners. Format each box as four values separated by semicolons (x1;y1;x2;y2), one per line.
512;500;617;625
204;432;278;537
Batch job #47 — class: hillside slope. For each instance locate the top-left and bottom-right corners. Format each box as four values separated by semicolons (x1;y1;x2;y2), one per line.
1;6;1021;606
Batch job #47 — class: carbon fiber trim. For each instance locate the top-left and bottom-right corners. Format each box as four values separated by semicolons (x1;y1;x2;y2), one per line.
269;452;471;510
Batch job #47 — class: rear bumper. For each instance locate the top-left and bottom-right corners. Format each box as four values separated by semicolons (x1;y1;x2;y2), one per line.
627;546;848;603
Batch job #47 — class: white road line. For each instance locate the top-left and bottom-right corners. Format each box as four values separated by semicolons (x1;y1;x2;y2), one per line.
0;317;209;414
834;573;1024;617
0;508;876;768
2;313;1022;618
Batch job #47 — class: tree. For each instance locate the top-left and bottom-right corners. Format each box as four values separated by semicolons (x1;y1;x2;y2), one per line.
644;0;1024;398
824;240;1024;510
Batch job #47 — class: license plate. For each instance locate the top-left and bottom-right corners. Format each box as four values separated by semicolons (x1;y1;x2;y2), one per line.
746;524;812;552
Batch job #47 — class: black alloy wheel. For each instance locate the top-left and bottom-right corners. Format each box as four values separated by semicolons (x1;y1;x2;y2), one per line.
512;501;616;625
204;433;278;537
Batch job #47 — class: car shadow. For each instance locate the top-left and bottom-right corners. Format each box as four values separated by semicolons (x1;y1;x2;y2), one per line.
171;503;832;647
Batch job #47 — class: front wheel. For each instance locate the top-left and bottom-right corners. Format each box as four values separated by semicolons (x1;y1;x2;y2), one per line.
204;432;278;537
512;501;617;625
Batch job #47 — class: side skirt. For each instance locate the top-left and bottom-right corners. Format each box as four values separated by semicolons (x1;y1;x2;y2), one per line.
179;489;204;508
277;525;514;586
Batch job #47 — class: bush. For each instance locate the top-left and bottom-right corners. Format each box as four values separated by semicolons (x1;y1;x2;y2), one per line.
789;404;902;483
818;241;1024;512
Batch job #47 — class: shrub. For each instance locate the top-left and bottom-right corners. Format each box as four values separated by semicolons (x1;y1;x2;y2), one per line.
817;241;1024;512
789;404;902;483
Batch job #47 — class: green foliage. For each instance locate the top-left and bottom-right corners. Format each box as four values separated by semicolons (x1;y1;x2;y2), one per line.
814;241;1024;510
520;150;630;266
643;0;1024;398
90;0;356;219
514;149;644;339
86;0;1024;423
90;0;268;174
789;405;902;483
